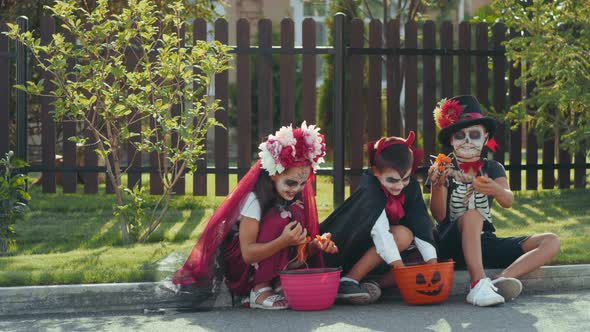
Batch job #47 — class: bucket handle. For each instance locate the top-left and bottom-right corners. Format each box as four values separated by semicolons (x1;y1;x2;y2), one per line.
283;255;309;271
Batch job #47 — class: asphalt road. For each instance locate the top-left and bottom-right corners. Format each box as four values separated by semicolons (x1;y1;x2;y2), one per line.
2;291;589;332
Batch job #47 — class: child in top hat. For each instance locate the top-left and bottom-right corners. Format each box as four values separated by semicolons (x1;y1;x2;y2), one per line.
428;95;560;307
321;132;437;304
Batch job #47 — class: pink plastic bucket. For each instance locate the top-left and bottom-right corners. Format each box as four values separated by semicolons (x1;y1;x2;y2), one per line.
279;267;341;311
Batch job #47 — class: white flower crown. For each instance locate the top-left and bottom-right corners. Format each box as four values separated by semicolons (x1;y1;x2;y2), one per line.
258;121;326;176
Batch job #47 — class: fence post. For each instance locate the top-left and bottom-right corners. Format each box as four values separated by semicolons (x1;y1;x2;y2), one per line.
542;110;555;189
193;18;207;195
558;148;571;189
440;21;454;99
458;22;471;95
63;32;78;193
525;81;538;190
171;25;186;195
214;18;229;196
508;29;523;191
574;150;586;188
476;23;493;158
386;20;402;137
236;19;251;182
302;18;317;125
349;18;364;193
405;21;418;137
367;19;382;141
40;15;57;193
16;16;28;162
332;13;346;208
257;19;273;141
0;23;10;156
492;23;508;168
280;18;295;126
126;41;140;192
422;21;436;160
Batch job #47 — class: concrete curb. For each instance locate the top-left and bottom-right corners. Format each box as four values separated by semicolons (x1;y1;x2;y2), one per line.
1;264;589;316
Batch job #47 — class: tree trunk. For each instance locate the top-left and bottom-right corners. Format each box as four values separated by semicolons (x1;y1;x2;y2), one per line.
138;189;172;243
99;122;130;243
111;150;129;243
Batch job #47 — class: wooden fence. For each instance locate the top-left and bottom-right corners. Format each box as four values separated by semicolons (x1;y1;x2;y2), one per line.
0;14;587;206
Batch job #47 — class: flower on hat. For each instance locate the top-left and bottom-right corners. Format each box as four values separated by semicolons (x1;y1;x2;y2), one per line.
258;121;326;176
433;98;464;129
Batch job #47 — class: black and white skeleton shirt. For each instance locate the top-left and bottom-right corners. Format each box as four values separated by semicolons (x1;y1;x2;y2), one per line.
445;159;506;233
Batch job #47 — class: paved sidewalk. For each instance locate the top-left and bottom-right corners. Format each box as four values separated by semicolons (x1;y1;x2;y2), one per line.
2;291;590;332
1;264;589;317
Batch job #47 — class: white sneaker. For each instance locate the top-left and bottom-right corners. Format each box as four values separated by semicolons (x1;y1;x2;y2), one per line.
466;277;505;307
492;277;523;301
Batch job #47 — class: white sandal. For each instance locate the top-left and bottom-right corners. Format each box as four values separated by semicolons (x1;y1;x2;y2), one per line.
249;287;289;310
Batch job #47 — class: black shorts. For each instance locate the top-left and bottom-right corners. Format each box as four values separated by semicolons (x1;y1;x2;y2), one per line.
436;221;529;269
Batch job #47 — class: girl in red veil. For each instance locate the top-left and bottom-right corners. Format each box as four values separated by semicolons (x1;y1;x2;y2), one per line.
171;122;337;310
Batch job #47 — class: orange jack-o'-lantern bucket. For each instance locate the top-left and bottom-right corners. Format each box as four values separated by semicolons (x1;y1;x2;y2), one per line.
393;260;454;305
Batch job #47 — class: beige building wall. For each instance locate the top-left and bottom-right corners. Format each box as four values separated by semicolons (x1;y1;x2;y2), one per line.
223;0;295;83
458;0;494;21
471;0;493;14
225;0;293;45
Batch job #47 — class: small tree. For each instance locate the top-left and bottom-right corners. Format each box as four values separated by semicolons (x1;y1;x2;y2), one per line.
5;0;231;242
493;0;590;154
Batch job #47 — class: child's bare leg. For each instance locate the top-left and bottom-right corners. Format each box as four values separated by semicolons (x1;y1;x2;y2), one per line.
458;210;486;283
345;246;384;282
253;282;288;307
344;225;413;286
495;233;560;279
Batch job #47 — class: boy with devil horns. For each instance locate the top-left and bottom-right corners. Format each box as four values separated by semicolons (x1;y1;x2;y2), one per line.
321;132;438;304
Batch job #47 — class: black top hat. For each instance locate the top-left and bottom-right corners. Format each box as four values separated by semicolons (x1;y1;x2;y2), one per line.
436;95;496;148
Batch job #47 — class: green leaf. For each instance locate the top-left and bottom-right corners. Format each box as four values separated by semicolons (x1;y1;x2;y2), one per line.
67;136;88;145
94;149;109;158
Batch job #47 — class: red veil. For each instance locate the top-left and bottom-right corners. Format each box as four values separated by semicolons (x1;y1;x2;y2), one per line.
172;160;321;291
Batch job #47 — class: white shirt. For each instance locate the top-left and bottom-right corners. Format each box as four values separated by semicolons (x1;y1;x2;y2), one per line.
240;192;261;221
370;209;438;264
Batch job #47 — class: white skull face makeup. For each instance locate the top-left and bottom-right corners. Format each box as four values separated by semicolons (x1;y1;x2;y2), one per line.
373;167;412;197
271;166;310;201
451;125;488;161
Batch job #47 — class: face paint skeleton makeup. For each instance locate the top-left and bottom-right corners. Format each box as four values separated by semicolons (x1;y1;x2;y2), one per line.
271;166;311;201
450;125;488;162
447;125;493;222
374;168;412;197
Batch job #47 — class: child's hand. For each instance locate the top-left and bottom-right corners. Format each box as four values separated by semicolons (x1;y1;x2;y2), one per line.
313;233;338;254
473;175;499;196
390;260;405;269
427;164;449;187
280;221;308;246
293;200;304;209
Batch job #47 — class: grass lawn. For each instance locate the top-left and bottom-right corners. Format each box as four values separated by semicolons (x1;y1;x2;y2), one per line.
0;175;588;287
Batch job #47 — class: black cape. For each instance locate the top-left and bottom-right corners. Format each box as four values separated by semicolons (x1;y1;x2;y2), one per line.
320;170;435;273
